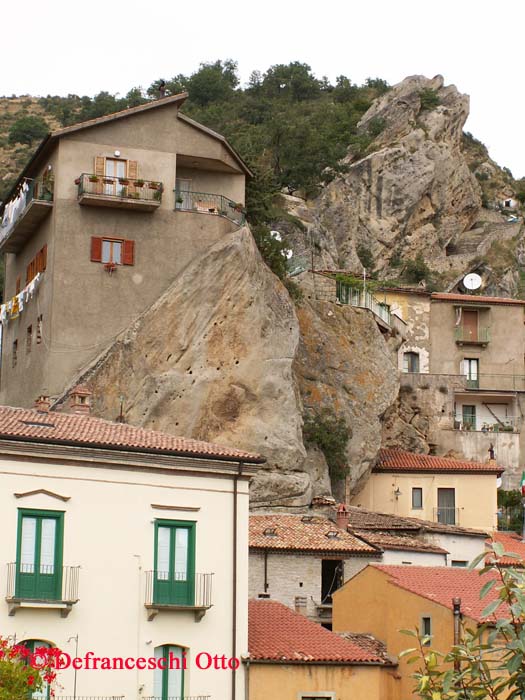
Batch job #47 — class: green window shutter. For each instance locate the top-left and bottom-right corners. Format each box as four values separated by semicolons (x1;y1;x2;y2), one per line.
16;509;64;601
153;520;195;606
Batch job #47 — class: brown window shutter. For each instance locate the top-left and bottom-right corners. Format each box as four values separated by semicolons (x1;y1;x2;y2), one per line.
26;264;31;284
91;237;103;262
94;156;105;177
122;239;135;265
42;244;47;271
127;160;138;180
36;251;42;273
15;276;21;294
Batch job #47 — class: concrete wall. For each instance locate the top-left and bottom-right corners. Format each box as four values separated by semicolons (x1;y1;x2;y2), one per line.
333;565;468;700
351;471;498;531
249;661;400;700
380;548;447;566
1;102;246;406
426;532;486;566
0;451;249;699
382;291;431;373
249;550;376;621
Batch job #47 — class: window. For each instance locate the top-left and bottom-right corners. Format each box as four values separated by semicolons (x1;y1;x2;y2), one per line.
451;560;468;567
300;695;336;700
36;315;43;344
462;358;479;389
153;520;195;605
321;560;344;604
26;245;48;284
16;276;21;294
403;351;420;373
90;237;134;265
421;616;432;645
12;339;17;368
412;487;423;509
16;509;64;601
153;644;185;700
23;640;52;699
26;325;32;353
175;178;192;209
462;405;476;430
437;488;456;525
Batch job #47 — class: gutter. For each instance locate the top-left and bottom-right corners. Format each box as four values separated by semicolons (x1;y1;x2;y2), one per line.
246;659;398;668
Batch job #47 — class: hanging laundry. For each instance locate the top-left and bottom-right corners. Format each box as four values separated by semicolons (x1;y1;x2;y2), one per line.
0;304;7;325
16;291;24;314
10;296;19;319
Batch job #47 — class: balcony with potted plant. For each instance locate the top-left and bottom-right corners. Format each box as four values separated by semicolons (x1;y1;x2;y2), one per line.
77;173;163;212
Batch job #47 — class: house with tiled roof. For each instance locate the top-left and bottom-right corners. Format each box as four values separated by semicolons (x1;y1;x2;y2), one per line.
347;505;488;567
381;286;525;489
0;395;263;699
488;530;525;566
333;563;503;699
249;512;381;627
351;448;501;531
0;92;250;409
248;598;400;700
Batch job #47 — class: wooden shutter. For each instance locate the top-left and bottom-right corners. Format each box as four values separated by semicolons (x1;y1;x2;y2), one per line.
15;276;21;294
122;239;135;266
41;244;47;271
90;237;103;262
127;160;138;180
94;156;105;177
26;265;31;284
36;250;42;273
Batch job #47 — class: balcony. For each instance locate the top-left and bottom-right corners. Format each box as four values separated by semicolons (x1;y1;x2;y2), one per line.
433;507;459;526
336;282;391;328
144;571;213;622
175;190;245;226
142;697;210;700
454;326;490;346
78;174;162;212
6;562;80;617
0;176;54;253
57;697;124;699
400;371;525;393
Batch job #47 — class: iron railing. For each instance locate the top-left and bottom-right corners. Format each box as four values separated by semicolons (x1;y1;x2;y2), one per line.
78;174;163;203
142;696;211;700
145;571;213;608
433;507;459;526
454;416;520;433
56;697;124;699
0;176;53;244
336;282;391;325
400;371;525;392
454;326;490;344
175;190;245;226
6;563;80;602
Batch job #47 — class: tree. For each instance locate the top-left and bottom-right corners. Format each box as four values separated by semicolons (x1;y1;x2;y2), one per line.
402;542;525;699
261;62;321;101
8;116;48;145
0;637;58;700
186;59;239;106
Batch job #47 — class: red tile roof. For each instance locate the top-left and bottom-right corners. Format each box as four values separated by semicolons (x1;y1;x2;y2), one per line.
347;506;488;537
488;531;525;566
354;530;448;555
431;292;525;306
373;565;503;622
249;599;394;664
249;514;378;554
0;405;264;463
376;448;503;475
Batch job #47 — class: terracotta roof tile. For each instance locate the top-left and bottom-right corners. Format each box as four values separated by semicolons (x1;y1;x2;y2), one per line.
249;599;394;664
377;448;503;475
0;405;264;463
249;514;378;554
346;506;488;537
488;531;525;566
337;633;392;662
373;565;504;622
431;292;525;306
354;530;448;555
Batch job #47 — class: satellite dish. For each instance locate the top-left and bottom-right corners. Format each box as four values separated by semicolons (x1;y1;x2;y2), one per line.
463;273;482;291
270;230;282;241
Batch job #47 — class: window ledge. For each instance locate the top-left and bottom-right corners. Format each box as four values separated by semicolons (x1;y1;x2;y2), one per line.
145;603;212;622
7;598;78;617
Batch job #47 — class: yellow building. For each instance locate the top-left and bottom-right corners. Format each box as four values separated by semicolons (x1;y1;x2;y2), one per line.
351;447;502;531
333;564;498;699
248;598;400;700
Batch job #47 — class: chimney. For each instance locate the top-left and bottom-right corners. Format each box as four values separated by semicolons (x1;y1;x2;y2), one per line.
34;395;51;413
294;596;307;615
69;385;92;415
336;503;350;532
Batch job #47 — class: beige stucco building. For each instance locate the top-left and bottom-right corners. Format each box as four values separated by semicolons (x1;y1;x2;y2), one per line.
0;93;249;407
383;288;525;487
0;400;263;699
351;448;501;531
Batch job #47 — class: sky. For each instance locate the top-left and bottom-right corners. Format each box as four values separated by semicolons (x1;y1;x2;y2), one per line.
2;0;524;176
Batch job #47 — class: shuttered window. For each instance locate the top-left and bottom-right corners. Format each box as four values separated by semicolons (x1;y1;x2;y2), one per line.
26;245;48;284
91;237;134;265
16;509;64;601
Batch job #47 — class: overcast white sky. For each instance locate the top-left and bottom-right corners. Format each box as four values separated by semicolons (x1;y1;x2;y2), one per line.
2;0;523;176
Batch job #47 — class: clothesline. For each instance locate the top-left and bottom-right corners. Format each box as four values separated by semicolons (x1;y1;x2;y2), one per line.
0;272;43;325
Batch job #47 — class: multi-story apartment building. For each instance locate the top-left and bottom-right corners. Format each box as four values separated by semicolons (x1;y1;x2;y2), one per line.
0;396;263;699
383;288;525;487
0;93;250;407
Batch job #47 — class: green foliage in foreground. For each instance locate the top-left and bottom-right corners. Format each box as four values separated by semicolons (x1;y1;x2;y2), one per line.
303;409;351;481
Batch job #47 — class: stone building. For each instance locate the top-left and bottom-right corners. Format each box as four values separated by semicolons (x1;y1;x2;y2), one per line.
0;93;250;407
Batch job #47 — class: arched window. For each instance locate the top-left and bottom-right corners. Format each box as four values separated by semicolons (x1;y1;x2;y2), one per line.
153;645;185;699
22;639;53;700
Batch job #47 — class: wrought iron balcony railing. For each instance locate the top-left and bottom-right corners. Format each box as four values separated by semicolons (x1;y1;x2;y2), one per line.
0;175;54;252
175;190;245;226
145;571;213;621
77;174;163;209
56;696;125;699
454;326;490;344
433;507;459;526
400;371;525;393
336;282;391;326
142;696;211;700
6;562;80;615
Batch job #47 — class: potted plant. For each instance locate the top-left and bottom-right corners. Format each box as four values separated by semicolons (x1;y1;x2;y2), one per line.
153;189;162;202
103;262;117;274
119;177;129;186
103;177;113;185
148;181;159;190
135;179;145;188
74;177;81;186
176;195;184;209
88;175;99;183
120;187;128;198
233;202;245;213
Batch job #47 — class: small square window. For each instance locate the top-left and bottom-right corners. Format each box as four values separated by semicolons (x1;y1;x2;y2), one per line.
412;487;423;509
26;326;32;354
421;616;432;645
451;560;468;567
36;315;43;344
12;340;18;368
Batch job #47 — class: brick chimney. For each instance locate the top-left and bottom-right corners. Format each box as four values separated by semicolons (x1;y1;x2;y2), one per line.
294;595;307;615
70;385;92;415
34;395;51;413
336;503;350;532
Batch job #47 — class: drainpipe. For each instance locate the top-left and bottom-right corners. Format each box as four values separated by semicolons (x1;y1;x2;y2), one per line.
232;462;242;700
263;549;268;592
453;597;461;672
